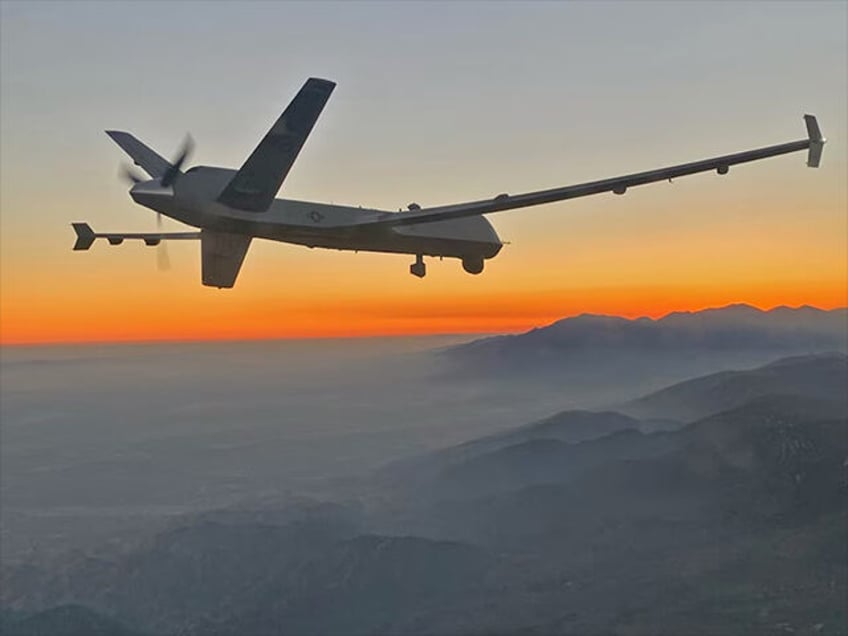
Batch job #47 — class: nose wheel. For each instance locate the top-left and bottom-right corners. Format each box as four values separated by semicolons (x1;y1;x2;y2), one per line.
410;254;426;278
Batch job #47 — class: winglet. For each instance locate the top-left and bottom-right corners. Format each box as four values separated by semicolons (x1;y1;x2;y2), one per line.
71;222;96;250
804;114;825;168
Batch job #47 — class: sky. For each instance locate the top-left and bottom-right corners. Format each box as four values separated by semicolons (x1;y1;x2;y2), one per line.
1;1;846;344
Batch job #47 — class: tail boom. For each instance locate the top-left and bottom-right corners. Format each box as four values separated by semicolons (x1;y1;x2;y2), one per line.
71;222;201;249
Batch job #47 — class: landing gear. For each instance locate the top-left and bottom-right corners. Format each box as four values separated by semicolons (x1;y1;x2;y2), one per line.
461;256;485;275
410;254;426;278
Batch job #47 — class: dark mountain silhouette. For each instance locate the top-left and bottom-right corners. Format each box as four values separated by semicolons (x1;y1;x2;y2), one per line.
679;394;848;517
452;305;847;358
0;503;359;635
209;535;494;636
456;409;644;452
0;604;148;636
444;306;848;395
425;355;847;506
382;354;845;501
3;353;846;636
623;352;848;420
2;525;495;636
432;428;676;500
443;392;847;539
374;362;848;633
377;410;648;491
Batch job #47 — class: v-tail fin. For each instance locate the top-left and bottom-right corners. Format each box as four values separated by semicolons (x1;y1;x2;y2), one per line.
105;131;172;179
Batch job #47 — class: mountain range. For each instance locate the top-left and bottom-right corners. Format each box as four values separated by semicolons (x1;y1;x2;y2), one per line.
3;352;845;635
622;351;848;421
444;305;848;397
452;304;847;356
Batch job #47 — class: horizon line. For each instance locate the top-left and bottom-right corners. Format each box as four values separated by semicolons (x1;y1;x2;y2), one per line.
3;301;844;349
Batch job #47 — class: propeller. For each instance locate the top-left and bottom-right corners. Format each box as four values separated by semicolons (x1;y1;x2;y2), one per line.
118;134;194;188
155;212;170;272
161;135;194;188
121;164;144;185
159;136;192;269
117;164;170;269
116;135;193;271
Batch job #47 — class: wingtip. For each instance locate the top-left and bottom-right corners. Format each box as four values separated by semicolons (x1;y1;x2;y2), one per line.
803;114;823;142
803;114;825;168
306;77;336;90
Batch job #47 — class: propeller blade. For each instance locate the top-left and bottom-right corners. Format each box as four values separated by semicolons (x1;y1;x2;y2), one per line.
157;241;171;271
155;214;170;270
121;164;143;185
173;134;194;170
161;134;194;187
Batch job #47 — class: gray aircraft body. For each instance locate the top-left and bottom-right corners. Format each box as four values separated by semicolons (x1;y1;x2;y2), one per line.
73;78;825;287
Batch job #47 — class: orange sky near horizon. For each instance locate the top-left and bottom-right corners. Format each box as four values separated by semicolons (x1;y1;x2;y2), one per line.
3;233;846;345
3;285;846;346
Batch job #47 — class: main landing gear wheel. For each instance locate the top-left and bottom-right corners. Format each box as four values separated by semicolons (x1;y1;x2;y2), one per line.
462;256;485;275
410;254;426;278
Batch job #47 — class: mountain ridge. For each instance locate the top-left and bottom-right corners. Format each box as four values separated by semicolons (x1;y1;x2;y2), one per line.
622;351;848;421
451;304;847;355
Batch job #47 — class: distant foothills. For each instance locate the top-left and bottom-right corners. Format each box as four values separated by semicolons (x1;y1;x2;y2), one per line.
439;303;848;402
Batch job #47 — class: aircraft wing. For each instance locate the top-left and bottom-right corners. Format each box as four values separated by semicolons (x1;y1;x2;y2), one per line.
217;78;336;213
357;115;825;228
71;223;200;250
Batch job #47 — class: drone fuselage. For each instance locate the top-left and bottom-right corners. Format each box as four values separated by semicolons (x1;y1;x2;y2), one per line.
131;166;503;266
